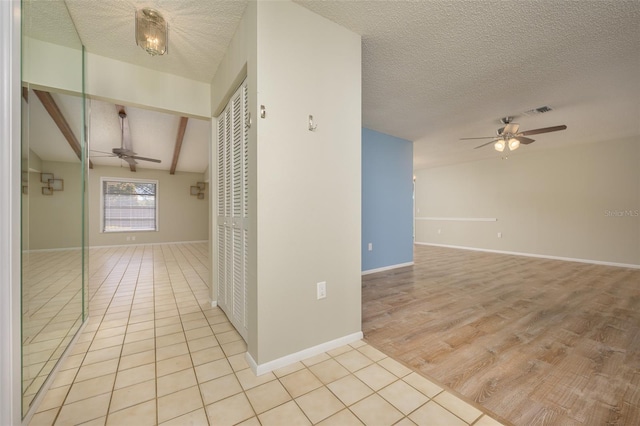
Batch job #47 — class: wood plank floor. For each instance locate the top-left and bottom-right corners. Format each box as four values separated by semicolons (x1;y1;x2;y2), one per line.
362;245;640;425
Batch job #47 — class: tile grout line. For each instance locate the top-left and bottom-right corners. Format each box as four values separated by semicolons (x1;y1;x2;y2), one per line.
48;245;140;424
29;243;508;426
103;244;146;424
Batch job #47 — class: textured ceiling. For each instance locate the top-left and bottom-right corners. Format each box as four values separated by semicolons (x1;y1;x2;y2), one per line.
65;0;247;83
295;0;640;169
88;99;210;173
26;90;84;165
27;91;210;173
30;0;640;170
23;0;82;49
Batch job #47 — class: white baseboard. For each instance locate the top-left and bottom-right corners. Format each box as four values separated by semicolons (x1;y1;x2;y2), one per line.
210;300;217;308
89;240;208;250
245;331;364;376
362;261;414;275
415;242;640;269
24;247;82;253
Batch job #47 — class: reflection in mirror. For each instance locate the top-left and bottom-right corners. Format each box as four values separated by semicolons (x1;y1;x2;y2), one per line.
21;0;87;417
21;90;85;412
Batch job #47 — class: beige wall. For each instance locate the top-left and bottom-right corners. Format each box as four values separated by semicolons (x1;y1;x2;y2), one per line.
22;37;82;95
255;1;362;364
27;161;82;250
89;165;208;246
415;136;640;266
211;0;362;367
86;52;211;119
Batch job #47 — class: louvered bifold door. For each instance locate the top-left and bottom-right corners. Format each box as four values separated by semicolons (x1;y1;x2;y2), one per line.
216;80;249;340
217;109;228;311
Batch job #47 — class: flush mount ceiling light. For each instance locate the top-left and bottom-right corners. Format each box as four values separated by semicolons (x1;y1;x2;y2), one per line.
135;8;168;56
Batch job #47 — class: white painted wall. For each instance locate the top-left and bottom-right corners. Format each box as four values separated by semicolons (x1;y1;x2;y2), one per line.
24;37;212;118
415;136;640;266
0;0;23;423
254;1;362;364
86;53;211;118
88;165;209;247
22;37;82;95
211;0;362;368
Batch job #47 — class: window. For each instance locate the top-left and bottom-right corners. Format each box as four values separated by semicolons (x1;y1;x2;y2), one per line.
102;178;158;232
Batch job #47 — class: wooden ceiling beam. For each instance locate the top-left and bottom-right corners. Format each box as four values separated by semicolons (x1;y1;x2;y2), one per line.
170;116;189;175
33;89;93;169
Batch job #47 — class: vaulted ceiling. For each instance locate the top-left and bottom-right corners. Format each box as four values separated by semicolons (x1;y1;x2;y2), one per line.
31;1;640;171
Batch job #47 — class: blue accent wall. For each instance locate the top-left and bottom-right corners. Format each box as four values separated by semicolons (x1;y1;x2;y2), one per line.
362;128;414;272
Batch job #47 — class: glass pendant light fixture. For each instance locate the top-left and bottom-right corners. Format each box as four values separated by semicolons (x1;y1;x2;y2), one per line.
135;8;168;56
508;138;520;151
494;139;506;152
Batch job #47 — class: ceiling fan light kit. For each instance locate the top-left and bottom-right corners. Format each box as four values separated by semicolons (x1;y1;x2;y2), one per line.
462;116;567;154
135;8;168;56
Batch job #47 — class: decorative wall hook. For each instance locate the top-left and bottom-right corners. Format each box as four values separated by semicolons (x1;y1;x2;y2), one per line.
260;105;266;119
308;115;318;132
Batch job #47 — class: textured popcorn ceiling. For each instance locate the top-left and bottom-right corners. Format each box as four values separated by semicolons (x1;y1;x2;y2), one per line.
296;0;640;168
65;0;248;83
31;1;640;169
23;0;82;48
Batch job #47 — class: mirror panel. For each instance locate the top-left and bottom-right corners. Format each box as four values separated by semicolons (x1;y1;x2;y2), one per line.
21;0;87;417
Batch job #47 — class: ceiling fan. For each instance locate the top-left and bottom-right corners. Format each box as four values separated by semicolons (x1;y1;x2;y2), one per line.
91;108;161;166
461;117;567;152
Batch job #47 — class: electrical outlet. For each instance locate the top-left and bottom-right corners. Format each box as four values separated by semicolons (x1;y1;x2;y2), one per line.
438;229;441;234
368;243;373;251
497;232;502;238
132;236;136;241
317;281;326;300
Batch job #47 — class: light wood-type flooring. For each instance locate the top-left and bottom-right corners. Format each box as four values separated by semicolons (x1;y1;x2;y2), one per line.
362;245;640;425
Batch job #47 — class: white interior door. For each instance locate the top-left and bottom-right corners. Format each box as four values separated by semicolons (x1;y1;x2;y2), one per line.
216;81;249;340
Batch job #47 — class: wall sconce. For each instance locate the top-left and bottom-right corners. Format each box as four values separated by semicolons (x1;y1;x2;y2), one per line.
40;173;63;195
190;182;206;199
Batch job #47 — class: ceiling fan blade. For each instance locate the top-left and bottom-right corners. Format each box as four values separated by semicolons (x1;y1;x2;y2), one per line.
516;136;535;145
128;155;161;163
503;123;520;134
474;139;498;149
91;155;117;158
460;136;496;140
90;149;115;155
122;156;138;166
519;125;567;136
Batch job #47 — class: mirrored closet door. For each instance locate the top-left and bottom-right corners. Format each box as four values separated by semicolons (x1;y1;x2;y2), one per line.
21;0;88;417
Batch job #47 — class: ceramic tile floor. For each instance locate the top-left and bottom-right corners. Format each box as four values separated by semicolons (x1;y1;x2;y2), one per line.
28;243;505;426
22;248;84;408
